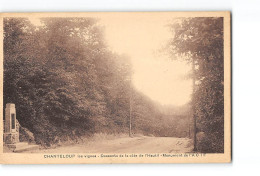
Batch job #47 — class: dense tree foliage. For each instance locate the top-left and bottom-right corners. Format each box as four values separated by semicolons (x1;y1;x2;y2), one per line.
4;18;190;146
167;17;224;153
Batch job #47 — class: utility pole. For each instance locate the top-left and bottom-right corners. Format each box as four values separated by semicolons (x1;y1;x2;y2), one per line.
188;124;191;138
129;78;132;138
192;58;197;151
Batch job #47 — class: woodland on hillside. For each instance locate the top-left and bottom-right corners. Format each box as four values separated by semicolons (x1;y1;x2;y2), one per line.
3;18;190;147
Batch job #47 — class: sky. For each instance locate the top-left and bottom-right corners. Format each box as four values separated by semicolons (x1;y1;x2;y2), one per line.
30;14;192;106
97;14;192;106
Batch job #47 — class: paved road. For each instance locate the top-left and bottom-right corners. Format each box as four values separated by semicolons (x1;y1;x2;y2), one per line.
33;136;193;153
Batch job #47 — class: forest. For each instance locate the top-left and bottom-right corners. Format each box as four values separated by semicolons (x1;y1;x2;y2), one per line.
3;18;190;147
3;17;224;153
166;17;224;153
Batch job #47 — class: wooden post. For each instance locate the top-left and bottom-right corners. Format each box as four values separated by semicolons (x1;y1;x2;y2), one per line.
129;79;132;138
188;124;191;138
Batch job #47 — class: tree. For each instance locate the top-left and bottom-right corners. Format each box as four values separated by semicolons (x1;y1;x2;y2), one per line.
4;17;106;145
167;17;224;153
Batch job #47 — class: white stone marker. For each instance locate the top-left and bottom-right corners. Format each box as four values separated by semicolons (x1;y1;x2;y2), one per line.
4;103;19;144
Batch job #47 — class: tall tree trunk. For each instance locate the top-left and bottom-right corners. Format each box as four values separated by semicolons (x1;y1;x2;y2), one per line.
192;58;197;151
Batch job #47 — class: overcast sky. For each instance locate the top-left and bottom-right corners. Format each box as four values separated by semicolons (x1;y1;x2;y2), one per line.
97;13;192;106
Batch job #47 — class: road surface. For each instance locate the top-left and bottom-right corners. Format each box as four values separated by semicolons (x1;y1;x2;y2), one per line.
31;136;193;153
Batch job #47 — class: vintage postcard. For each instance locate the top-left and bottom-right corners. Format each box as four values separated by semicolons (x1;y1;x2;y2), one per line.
0;12;231;164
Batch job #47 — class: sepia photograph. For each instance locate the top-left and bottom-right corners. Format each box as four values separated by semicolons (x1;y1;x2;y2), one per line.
0;12;231;164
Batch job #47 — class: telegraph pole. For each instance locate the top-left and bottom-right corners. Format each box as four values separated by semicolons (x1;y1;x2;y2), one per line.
192;58;197;151
188;124;191;138
129;77;132;138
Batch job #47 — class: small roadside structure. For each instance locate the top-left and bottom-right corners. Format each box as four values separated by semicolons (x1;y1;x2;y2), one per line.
3;103;39;152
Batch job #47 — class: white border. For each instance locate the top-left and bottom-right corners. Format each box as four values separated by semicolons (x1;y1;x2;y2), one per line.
1;0;260;176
